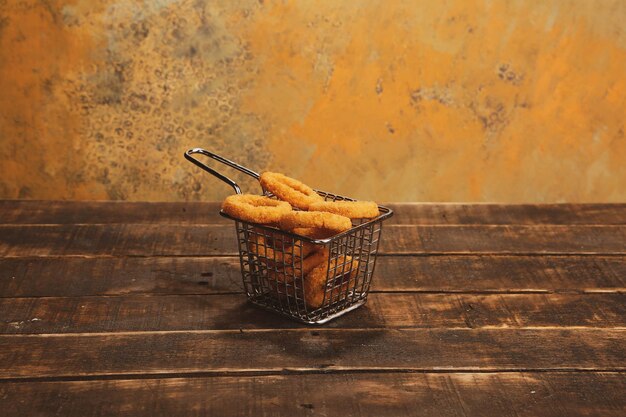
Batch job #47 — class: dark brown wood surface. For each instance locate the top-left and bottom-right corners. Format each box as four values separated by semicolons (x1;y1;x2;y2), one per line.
2;293;625;333
3;373;625;417
0;201;624;416
2;224;626;256
2;329;624;379
2;255;624;297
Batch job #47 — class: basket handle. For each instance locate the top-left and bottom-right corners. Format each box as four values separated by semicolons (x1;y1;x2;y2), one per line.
184;148;260;194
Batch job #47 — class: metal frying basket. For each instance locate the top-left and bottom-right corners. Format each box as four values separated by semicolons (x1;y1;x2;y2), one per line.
185;148;394;324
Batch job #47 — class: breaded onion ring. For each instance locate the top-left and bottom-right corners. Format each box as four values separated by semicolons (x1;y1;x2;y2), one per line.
259;172;323;210
267;247;329;297
247;233;315;265
308;200;379;219
280;211;352;234
269;247;329;281
304;255;359;308
301;248;330;274
222;194;291;224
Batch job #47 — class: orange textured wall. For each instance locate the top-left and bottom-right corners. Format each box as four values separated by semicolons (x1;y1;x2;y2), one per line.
1;0;625;202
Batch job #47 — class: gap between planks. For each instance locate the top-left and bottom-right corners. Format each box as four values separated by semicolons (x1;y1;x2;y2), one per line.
1;326;625;337
3;253;626;258
3;224;626;228
1;368;626;384
1;289;624;299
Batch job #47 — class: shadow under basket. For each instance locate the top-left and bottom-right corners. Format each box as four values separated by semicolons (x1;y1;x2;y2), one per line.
185;148;394;324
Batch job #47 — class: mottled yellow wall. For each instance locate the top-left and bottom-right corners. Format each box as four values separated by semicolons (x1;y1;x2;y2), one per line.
1;0;625;202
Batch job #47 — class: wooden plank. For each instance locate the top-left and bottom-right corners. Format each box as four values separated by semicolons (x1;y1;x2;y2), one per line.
1;224;625;256
0;257;243;297
375;255;626;293
0;329;623;378
3;200;626;225
389;203;626;225
0;201;227;225
1;372;624;417
2;256;624;297
0;224;237;257
1;293;624;334
383;225;626;255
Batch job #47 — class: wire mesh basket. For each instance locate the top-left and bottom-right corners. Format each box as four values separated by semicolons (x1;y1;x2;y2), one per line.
185;148;393;324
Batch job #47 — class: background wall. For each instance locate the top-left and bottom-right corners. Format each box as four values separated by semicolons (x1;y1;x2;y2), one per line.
1;0;625;202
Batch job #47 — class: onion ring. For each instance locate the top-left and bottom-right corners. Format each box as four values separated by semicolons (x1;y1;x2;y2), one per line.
304;255;359;308
247;233;315;265
259;172;323;210
279;211;352;234
221;194;291;224
267;247;329;297
269;247;329;280
308;200;379;219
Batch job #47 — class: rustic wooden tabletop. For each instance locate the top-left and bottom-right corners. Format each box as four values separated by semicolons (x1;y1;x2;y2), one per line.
0;201;625;416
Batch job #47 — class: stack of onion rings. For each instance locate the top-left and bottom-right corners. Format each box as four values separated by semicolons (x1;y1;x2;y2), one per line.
220;170;381;309
222;194;291;224
259;172;324;210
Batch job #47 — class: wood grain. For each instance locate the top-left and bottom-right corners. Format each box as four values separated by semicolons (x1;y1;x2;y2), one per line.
383;225;626;255
2;256;624;297
2;372;625;417
1;329;623;379
1;224;626;256
1;293;624;334
388;203;626;225
3;200;626;225
0;257;244;297
0;224;237;257
0;201;227;225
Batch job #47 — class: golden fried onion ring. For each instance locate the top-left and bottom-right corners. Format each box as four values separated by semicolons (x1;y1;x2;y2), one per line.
304;255;359;308
260;172;323;210
267;247;329;297
221;194;291;224
247;233;315;265
308;200;379;219
279;211;352;234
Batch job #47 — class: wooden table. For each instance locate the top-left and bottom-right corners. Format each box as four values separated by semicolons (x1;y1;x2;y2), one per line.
0;201;625;416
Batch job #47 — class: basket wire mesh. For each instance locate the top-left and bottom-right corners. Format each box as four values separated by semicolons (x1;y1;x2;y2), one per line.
185;148;393;324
